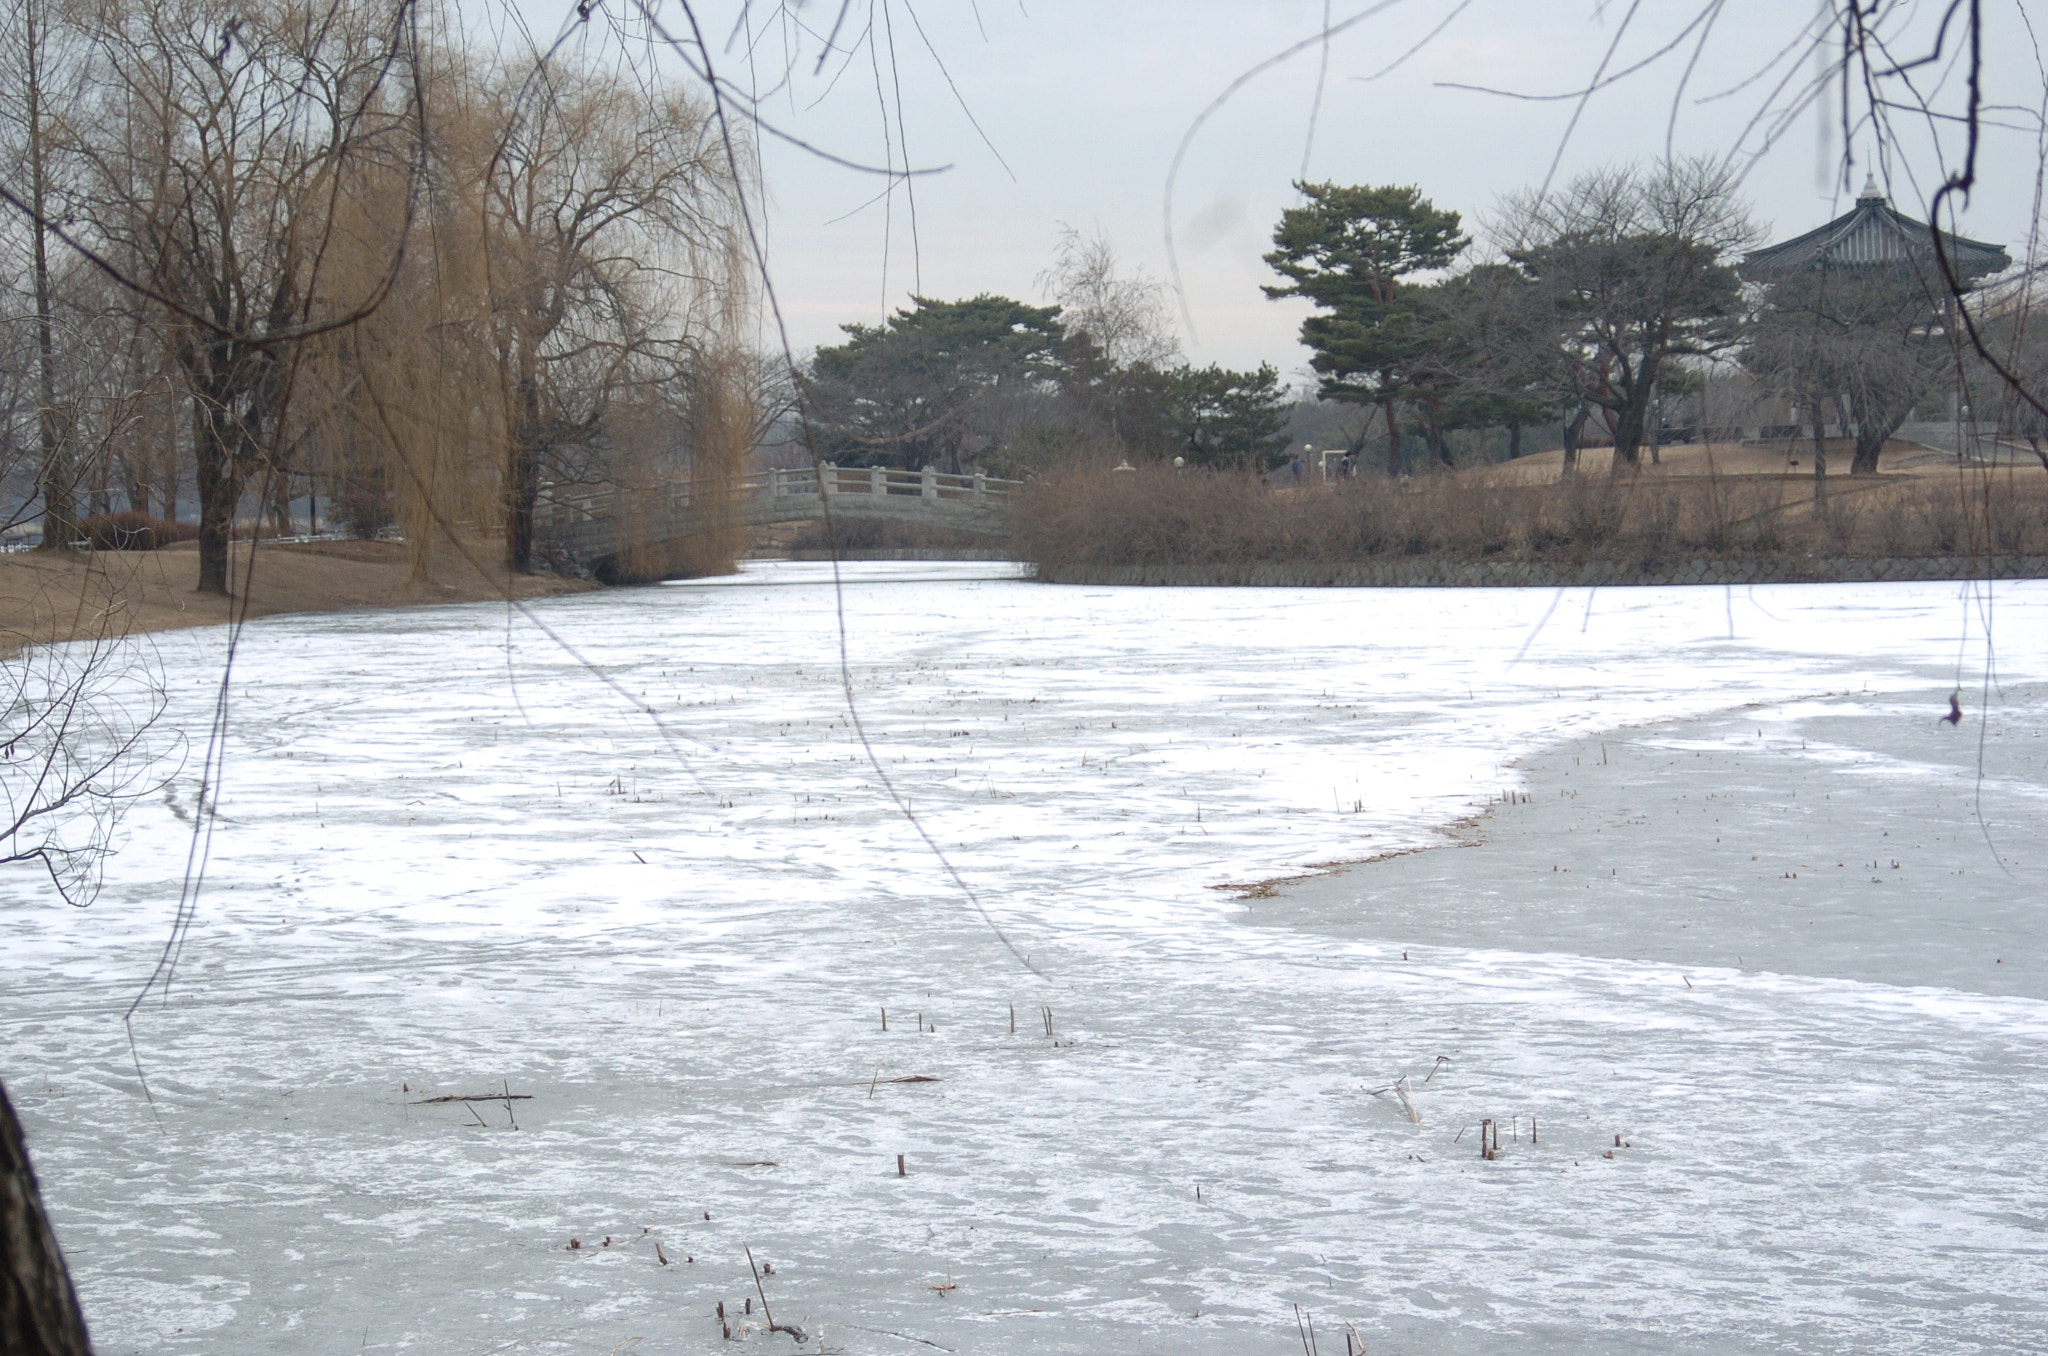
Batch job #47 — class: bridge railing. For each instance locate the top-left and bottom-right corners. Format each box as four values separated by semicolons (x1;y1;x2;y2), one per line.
536;464;1023;528
755;464;1021;506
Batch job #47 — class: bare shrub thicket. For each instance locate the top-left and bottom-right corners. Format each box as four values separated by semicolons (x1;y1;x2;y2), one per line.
1017;465;2048;572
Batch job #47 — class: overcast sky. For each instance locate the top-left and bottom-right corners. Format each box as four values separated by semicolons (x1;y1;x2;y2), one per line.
547;1;2048;377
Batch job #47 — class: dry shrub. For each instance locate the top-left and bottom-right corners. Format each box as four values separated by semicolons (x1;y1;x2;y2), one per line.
1987;492;2039;554
1636;489;1682;556
1680;477;1750;552
1318;489;1384;557
1816;497;1860;550
1016;461;2048;573
1523;494;1572;551
1394;488;1439;555
1744;482;1790;552
1916;485;1964;555
1395;480;1519;556
1557;477;1624;547
1469;489;1515;555
78;512;199;551
1015;465;1277;567
1874;494;1918;555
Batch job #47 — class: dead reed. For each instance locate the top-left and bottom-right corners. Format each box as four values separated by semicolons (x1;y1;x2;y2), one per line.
1015;463;2048;573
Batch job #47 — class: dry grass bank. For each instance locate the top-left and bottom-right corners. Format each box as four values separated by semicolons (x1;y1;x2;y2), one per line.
0;538;594;658
1467;437;1951;485
1018;459;2048;574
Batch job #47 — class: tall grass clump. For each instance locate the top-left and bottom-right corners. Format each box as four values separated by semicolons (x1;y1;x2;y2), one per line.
1017;463;2048;575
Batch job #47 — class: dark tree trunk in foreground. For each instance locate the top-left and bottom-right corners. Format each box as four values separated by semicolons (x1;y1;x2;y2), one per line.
1;1079;93;1356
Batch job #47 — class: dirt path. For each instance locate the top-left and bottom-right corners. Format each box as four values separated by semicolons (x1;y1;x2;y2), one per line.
0;538;595;657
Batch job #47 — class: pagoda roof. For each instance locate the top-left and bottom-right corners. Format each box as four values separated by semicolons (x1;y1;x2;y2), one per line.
1742;180;2010;283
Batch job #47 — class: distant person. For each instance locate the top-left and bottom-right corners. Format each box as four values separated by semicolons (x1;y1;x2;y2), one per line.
1339;453;1355;477
1287;454;1304;484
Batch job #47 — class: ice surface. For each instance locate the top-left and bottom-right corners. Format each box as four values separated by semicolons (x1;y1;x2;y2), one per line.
3;564;2045;1354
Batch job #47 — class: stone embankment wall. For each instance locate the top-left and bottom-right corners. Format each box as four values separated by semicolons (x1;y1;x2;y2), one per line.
1036;556;2048;588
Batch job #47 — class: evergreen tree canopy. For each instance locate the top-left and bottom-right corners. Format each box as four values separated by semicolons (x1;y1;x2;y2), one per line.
1263;183;1470;316
1163;363;1294;469
807;294;1066;469
1263;183;1467;472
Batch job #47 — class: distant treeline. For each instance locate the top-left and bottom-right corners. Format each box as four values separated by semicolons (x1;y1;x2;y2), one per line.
799;160;2048;491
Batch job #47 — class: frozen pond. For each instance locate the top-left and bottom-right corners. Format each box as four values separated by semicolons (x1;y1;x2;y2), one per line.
4;563;2046;1354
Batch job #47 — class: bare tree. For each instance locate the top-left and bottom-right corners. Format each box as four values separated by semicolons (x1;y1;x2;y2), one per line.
0;0;89;547
1991;283;2048;474
1497;158;1761;472
1038;223;1181;370
1745;266;1954;488
60;0;422;593
479;55;740;573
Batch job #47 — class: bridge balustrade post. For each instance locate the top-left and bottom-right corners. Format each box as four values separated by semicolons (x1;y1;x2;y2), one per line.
821;462;837;496
921;465;938;501
870;466;884;496
973;471;985;506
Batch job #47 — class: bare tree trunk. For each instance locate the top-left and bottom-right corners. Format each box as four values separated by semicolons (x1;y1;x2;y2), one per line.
160;379;180;522
119;461;146;515
1844;386;1903;477
0;1078;94;1356
193;401;239;596
1381;397;1401;478
1811;409;1828;504
1561;407;1587;477
1423;405;1453;471
1507;421;1521;460
269;469;293;536
26;0;74;553
507;366;543;574
1609;392;1649;472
